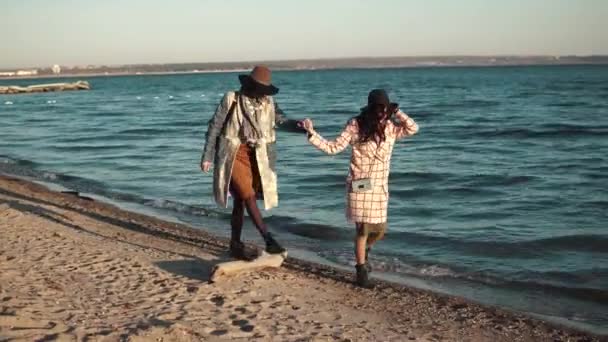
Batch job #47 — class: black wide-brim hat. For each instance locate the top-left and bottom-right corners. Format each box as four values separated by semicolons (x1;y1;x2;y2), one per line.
238;65;279;96
360;89;398;112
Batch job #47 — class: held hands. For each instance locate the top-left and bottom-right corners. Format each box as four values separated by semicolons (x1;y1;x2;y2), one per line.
298;118;314;133
200;160;212;173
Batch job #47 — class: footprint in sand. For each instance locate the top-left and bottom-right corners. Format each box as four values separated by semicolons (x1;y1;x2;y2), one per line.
234;306;247;314
240;324;255;332
209;295;225;307
231;319;248;327
210;329;228;336
231;319;255;333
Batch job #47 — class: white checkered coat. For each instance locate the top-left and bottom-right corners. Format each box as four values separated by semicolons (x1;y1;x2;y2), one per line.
307;112;419;224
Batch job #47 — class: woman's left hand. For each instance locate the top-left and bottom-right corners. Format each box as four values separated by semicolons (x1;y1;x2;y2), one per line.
298;118;314;133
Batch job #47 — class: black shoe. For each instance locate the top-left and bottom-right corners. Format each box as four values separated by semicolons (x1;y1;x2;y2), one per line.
355;264;374;289
229;240;247;260
365;248;372;273
262;232;286;254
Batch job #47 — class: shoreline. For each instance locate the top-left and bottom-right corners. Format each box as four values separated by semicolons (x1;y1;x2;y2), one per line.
0;174;605;341
1;62;607;82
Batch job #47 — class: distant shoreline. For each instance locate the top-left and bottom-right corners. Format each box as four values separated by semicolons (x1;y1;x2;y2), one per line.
1;55;607;82
1;63;607;82
0;69;251;82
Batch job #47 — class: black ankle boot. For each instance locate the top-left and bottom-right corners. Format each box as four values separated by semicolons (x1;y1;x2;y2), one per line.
229;240;247;260
262;232;286;254
355;264;374;289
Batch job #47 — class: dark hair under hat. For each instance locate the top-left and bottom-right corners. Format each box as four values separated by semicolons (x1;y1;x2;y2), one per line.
238;65;279;96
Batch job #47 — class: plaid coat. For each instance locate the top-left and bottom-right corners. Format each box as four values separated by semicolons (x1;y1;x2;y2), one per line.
307;112;419;223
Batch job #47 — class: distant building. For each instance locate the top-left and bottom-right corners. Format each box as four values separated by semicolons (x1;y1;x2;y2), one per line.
52;64;61;74
0;71;16;77
16;69;38;76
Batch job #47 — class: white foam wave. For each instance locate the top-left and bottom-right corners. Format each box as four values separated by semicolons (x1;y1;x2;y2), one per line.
419;265;455;277
144;198;209;216
42;172;58;180
0;157;16;164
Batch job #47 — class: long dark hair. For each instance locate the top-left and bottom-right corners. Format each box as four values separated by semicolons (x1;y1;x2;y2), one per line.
355;104;387;144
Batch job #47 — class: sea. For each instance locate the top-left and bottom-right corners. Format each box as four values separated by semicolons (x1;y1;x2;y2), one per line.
1;66;607;334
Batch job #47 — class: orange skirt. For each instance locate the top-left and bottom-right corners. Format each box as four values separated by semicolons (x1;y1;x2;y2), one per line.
230;144;262;200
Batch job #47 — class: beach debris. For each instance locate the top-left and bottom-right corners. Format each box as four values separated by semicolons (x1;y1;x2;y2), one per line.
60;190;94;201
0;81;90;94
210;251;287;282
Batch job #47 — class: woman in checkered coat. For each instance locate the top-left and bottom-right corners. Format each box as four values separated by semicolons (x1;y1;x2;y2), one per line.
300;89;419;287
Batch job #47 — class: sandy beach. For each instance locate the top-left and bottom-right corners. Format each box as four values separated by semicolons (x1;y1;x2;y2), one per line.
0;174;604;341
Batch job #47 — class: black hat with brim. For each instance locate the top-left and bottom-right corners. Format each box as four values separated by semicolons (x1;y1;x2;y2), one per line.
360;89;397;112
238;74;279;96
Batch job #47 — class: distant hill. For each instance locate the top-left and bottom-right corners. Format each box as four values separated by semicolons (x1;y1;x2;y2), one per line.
2;55;607;78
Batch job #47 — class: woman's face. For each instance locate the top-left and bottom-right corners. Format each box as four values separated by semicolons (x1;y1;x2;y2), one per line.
241;83;266;99
374;105;389;120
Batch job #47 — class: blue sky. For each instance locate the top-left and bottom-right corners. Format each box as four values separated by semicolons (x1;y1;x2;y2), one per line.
1;0;607;68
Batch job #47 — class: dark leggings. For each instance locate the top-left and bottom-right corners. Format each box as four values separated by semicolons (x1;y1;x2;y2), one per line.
231;195;268;242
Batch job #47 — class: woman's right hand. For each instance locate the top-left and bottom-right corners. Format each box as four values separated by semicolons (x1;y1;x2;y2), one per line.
201;160;212;173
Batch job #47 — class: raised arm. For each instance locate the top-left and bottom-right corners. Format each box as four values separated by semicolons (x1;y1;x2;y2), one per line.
393;110;419;139
201;92;234;164
305;119;356;155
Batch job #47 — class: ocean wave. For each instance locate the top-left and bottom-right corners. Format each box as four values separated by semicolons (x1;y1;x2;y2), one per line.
266;210;608;255
583;172;608;180
51;144;134;151
433;99;501;110
54;135;119;143
548;101;589;108
512;268;608;288
0;155;38;168
321;249;608;303
390;186;504;199
389;171;448;182
507;91;540;99
0;158;221;219
384;232;608;255
460;174;536;187
143;198;211;217
389;171;536;187
475;126;608;139
0;156;17;164
293;173;347;187
117;128;170;135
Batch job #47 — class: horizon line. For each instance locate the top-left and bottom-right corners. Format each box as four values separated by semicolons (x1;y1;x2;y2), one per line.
3;54;607;70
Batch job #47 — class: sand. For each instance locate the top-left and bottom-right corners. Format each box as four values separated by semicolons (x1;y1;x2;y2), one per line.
0;175;604;341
